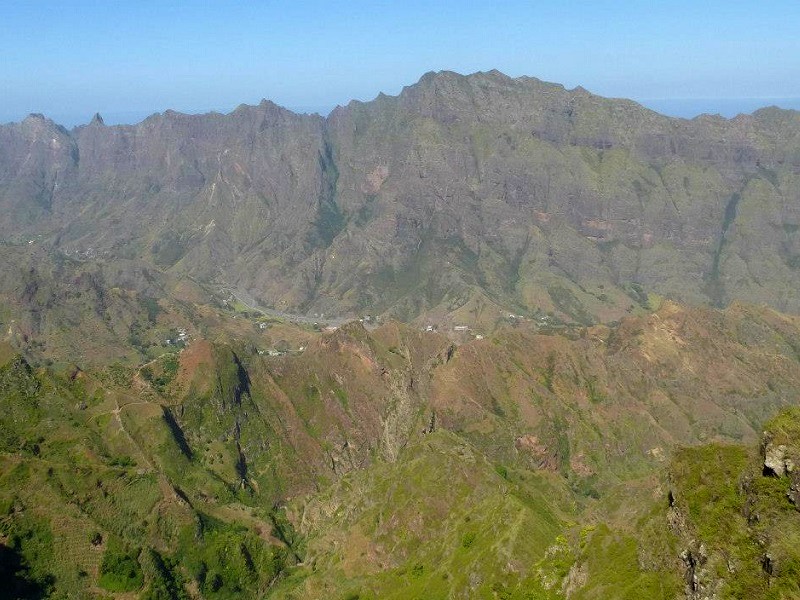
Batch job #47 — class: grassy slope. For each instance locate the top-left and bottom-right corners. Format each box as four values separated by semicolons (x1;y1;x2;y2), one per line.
2;302;800;598
668;408;800;599
272;431;568;599
0;350;291;599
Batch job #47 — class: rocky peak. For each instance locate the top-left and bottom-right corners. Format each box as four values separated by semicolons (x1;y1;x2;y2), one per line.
20;112;65;135
761;408;800;508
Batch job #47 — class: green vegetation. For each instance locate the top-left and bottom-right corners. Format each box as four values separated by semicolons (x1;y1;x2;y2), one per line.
585;377;605;404
142;549;190;600
140;352;180;393
547;285;594;326
314;199;345;246
2;298;800;598
179;517;289;599
573;526;680;600
668;408;800;598
140;296;163;324
7;70;800;599
151;231;187;268
98;541;144;592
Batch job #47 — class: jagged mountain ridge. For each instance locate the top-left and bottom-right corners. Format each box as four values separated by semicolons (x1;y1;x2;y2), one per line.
2;70;800;322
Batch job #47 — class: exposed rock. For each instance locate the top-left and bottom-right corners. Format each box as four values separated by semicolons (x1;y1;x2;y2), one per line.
569;453;594;477
680;542;713;600
2;71;800;321
515;434;560;471
562;561;588;597
763;443;792;477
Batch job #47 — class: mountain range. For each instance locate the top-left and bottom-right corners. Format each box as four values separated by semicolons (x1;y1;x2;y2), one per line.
2;71;800;600
3;70;800;325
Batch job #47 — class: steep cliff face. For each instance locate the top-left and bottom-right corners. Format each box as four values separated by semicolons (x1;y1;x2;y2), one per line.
668;409;800;600
0;114;78;232
2;71;800;321
323;71;800;319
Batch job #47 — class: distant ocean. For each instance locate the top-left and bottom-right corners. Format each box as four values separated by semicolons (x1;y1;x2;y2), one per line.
636;98;800;119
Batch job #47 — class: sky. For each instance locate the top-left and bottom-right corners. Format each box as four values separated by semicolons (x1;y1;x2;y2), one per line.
2;0;800;126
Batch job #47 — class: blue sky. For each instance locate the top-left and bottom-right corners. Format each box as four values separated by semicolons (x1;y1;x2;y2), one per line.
2;1;799;126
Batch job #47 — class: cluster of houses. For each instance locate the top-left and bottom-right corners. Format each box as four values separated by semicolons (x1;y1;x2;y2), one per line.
422;323;483;340
165;328;189;345
508;313;557;327
257;349;284;357
417;311;559;342
256;345;306;357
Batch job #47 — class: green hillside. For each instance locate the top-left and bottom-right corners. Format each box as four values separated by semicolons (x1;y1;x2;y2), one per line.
2;299;800;598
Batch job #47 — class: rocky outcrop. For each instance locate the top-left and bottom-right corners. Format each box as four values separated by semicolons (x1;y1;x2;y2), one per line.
763;443;795;478
680;542;714;600
761;416;800;509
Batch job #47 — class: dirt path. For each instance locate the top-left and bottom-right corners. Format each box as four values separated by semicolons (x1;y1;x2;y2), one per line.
229;287;350;328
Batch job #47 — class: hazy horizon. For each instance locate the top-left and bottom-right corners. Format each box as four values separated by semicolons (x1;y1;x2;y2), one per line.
3;1;799;128
6;91;800;130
